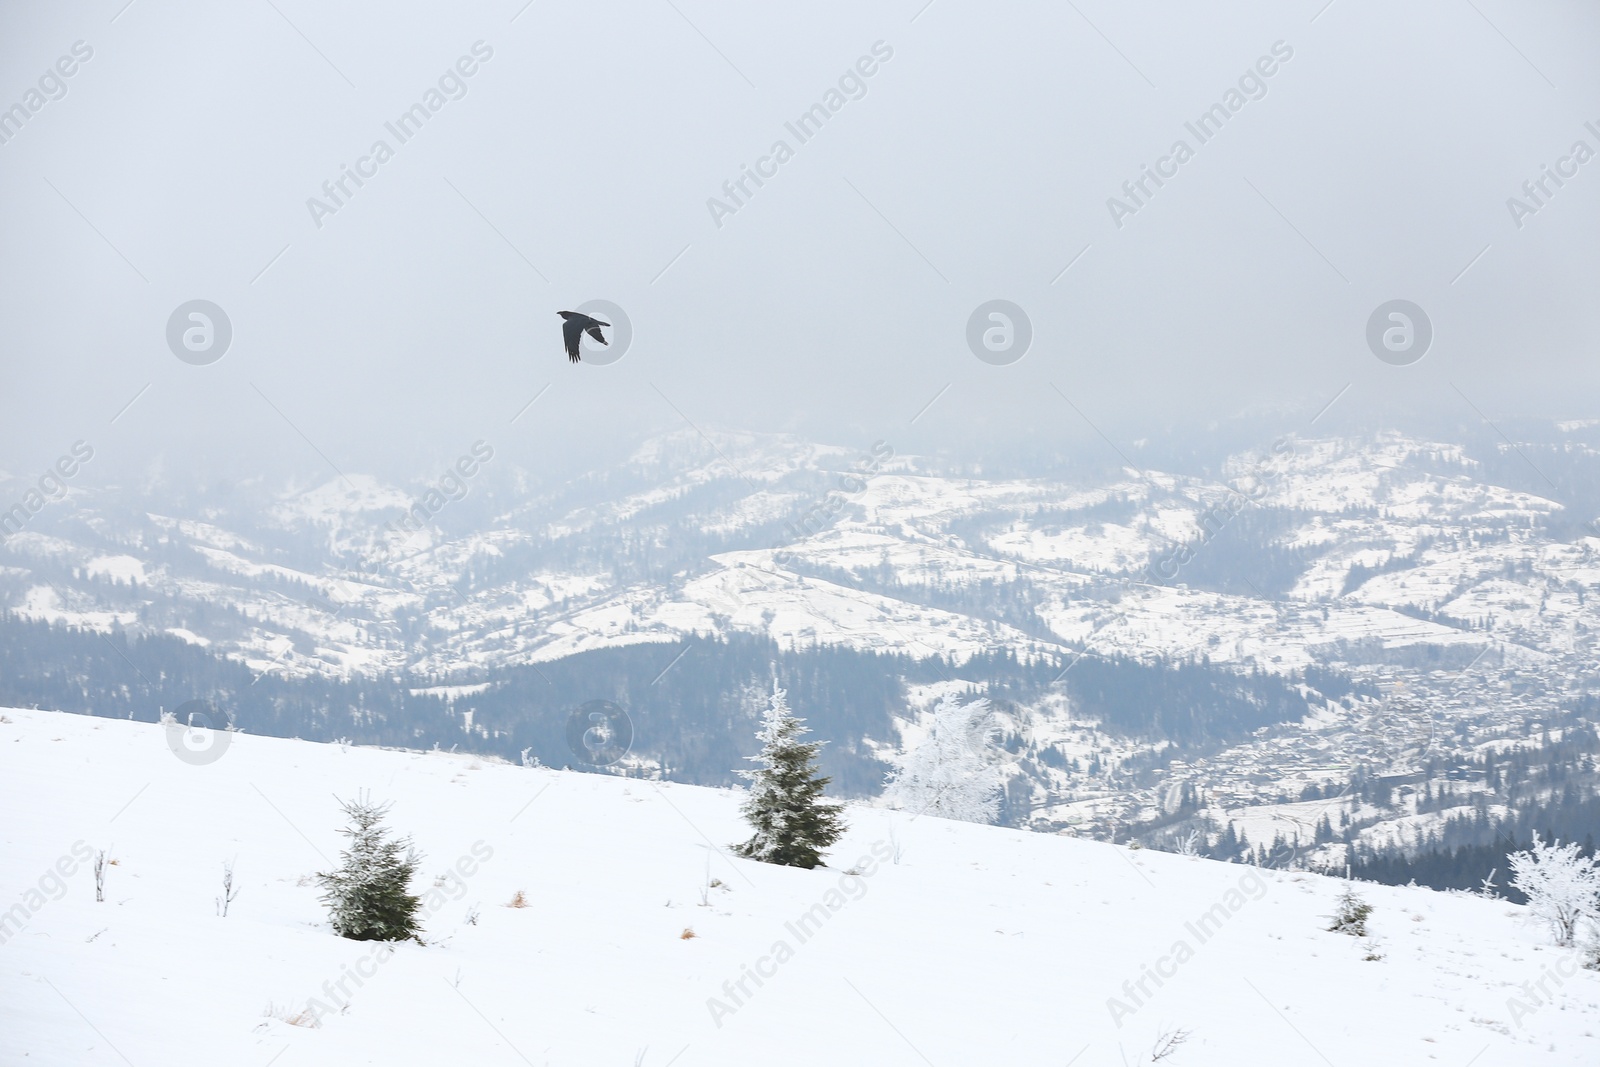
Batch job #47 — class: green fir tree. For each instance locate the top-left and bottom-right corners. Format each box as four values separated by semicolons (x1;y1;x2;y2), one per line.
733;684;847;869
316;794;424;941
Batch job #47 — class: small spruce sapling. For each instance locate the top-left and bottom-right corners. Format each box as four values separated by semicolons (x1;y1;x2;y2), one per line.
315;795;424;942
1328;886;1372;937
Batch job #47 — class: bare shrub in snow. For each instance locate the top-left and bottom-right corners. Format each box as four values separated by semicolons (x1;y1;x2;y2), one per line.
1508;834;1600;948
883;695;1003;824
216;859;240;918
695;870;729;907
1149;1026;1192;1062
507;889;529;908
264;1000;321;1028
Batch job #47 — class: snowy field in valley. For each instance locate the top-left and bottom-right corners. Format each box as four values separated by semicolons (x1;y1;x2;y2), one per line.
2;707;1596;1066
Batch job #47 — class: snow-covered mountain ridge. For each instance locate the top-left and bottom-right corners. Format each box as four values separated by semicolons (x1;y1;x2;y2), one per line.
5;427;1593;681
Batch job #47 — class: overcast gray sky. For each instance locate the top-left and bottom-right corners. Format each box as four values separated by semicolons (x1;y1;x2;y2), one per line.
2;0;1597;486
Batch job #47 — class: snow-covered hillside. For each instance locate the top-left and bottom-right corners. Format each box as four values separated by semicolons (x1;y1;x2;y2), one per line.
3;708;1596;1065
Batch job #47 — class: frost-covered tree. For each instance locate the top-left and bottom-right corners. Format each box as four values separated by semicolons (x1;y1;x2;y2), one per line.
316;795;424;941
1508;833;1600;948
883;695;1002;823
732;685;846;869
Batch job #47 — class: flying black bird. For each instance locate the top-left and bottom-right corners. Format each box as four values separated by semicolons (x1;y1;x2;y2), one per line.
558;311;610;363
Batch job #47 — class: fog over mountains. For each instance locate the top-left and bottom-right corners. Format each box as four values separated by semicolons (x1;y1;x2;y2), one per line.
4;1;1600;480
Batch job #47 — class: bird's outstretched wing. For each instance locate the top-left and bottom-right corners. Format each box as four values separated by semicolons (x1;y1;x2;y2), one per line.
562;317;584;362
585;324;609;348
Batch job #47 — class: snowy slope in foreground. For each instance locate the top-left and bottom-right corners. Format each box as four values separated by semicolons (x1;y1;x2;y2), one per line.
1;710;1595;1067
